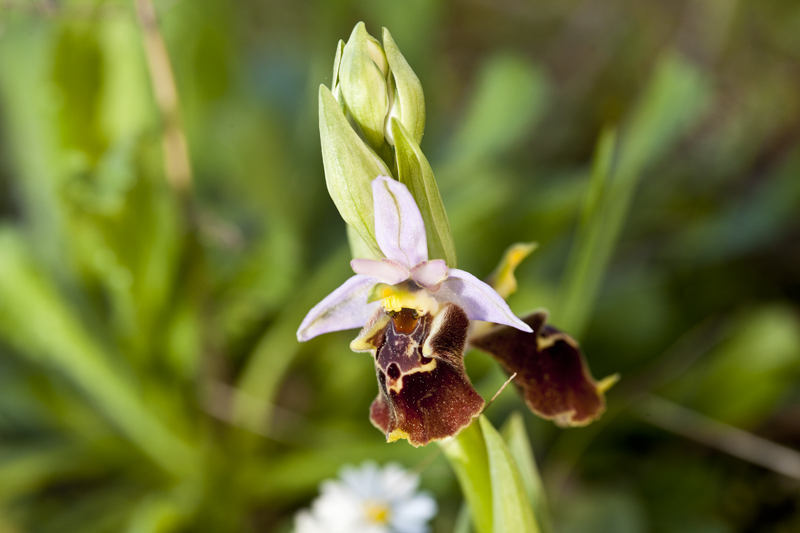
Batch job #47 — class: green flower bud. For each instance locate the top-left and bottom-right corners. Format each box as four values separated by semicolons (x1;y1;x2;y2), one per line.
335;23;425;151
339;22;389;151
331;39;345;106
382;28;425;146
321;23;448;264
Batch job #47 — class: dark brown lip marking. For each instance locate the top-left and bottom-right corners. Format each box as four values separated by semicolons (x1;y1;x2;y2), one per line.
366;303;484;446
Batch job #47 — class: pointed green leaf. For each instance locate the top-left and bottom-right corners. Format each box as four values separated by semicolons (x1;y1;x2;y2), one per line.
392;118;457;266
556;127;616;335
319;84;391;258
331;39;345;104
557;53;711;337
442;421;492;533
480;416;540;533
501;413;553;533
346;224;382;260
453;503;474;533
449;54;549;164
0;229;196;477
382;28;425;145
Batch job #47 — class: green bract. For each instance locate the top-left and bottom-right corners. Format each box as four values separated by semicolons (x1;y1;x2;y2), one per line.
382;28;425;146
320;22;455;266
319;85;390;258
392;118;457;267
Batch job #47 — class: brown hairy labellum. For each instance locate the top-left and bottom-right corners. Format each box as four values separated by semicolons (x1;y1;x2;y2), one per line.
471;310;612;427
351;304;484;446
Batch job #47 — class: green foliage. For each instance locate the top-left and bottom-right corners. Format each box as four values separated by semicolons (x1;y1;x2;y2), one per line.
443;415;542;533
393;117;457;266
480;417;539;533
664;305;800;427
442;420;493;533
557;54;712;337
0;1;799;532
501;413;552;533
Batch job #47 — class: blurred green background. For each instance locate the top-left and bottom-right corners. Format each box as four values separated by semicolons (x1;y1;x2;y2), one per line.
1;0;800;531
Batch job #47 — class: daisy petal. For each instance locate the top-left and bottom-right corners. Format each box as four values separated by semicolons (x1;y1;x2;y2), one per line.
409;259;448;291
297;275;380;342
351;258;410;285
372;176;428;268
391;495;438;533
438;269;533;332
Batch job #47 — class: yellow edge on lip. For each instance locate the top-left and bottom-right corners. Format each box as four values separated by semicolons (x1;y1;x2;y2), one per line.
387;428;410;443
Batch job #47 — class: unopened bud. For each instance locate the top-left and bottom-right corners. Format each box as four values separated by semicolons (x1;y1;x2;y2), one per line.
382;28;425;146
339;22;389;150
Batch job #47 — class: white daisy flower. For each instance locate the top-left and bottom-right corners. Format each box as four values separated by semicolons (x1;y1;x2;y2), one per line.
295;461;437;533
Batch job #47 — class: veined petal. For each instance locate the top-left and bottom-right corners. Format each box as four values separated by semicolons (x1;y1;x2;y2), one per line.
372;176;428;268
297;275;380;342
350;258;409;285
438;269;533;332
409;259;448;291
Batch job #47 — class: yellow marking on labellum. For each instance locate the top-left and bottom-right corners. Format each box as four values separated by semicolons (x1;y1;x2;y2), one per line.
382;294;406;314
535;331;579;351
384;290;438;316
387;428;410;443
349;312;391;352
386;358;437;394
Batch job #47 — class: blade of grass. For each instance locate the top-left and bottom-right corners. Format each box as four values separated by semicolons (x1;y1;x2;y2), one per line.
442;421;493;533
480;416;539;533
501;413;552;533
0;229;197;477
232;246;352;432
557;53;711;337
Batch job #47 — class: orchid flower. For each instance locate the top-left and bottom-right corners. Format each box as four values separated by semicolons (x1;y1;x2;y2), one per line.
303;22;612;448
297;176;531;343
297;176;611;446
297;176;532;446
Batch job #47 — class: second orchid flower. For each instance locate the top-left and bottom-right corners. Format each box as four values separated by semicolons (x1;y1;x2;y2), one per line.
297;176;610;446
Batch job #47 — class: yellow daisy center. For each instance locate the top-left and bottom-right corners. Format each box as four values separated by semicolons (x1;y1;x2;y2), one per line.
364;501;391;524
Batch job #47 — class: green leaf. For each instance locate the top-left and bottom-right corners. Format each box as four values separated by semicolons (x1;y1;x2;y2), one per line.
665;305;800;427
346;224;382;260
453;503;474;533
444;416;541;533
557;127;616;336
448;54;549;164
480;416;540;533
0;229;196;477
557;53;711;336
331;39;345;98
392;118;457;266
319;84;391;258
233;247;354;430
443;421;493;533
501;413;552;533
382;27;425;145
